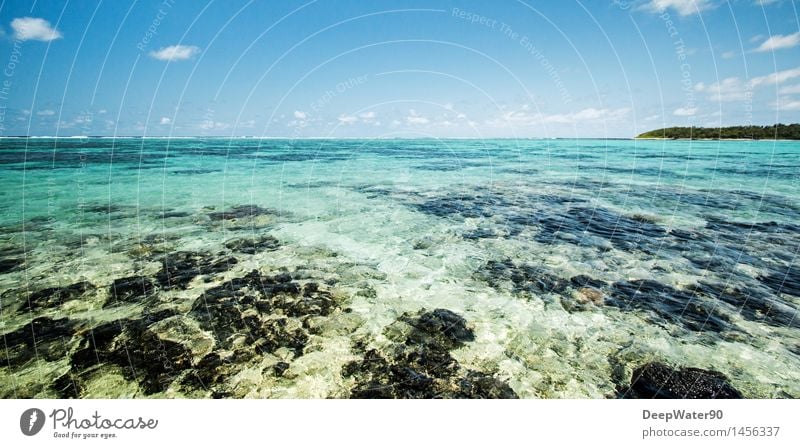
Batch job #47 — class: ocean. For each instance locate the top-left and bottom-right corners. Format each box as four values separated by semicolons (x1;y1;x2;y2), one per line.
1;137;798;398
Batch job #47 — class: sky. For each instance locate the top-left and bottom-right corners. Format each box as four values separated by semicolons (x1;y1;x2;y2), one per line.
0;0;798;138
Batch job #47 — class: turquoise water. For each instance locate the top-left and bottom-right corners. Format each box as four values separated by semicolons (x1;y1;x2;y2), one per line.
1;137;799;398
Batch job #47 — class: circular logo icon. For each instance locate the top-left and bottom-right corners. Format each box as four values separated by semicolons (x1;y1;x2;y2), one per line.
20;408;45;436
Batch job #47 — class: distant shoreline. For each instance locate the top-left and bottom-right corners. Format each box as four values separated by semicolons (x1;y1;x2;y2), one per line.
636;124;800;140
634;137;797;142
0;135;796;141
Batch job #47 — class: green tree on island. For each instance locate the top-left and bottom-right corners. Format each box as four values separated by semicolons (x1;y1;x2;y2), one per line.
636;124;800;140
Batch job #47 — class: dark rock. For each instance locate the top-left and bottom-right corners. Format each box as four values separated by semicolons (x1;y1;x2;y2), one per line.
704;217;800;235
477;259;570;296
70;311;191;394
456;370;518;399
1;317;79;367
156;252;236;290
344;309;516;399
607;280;732;333
190;270;336;356
0;257;24;274
111;330;193;394
28;281;93;311
80;203;124;214
626;362;743;399
225;235;280;254
759;265;800;298
157;210;191;219
397;345;461;380
105;276;155;307
207;205;276;221
52;372;81;398
251;318;309;357
273;362;290;376
345;350;400;399
689;282;799;329
570;275;607;290
182;353;226;390
535;207;666;252
403;308;475;350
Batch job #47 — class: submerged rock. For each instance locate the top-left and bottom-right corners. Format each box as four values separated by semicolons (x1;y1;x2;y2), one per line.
343;309;516;399
105;276;155;307
156;252;237;290
607;279;733;333
689;282;799;329
477;259;570;296
625;362;743;399
535;207;667;252
225;235;280;254
28;281;94;311
456;370;518;399
759;265;800;298
68;309;191;394
402;308;475;350
182;353;224;388
570;275;608;290
207;204;276;221
1;317;79;367
0;257;24;274
273;361;291;377
156;210;192;219
189;269;332;354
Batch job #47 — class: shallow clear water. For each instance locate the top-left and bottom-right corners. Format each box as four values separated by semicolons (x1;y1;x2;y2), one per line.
1;137;799;398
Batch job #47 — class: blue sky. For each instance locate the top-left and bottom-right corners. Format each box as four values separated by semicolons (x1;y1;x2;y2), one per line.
0;0;798;137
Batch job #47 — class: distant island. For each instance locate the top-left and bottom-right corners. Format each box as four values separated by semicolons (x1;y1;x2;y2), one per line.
636;124;800;140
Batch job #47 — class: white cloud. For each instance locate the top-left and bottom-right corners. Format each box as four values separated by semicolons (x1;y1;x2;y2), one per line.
358;111;377;124
288;111;308;128
149;45;201;61
11;17;62;41
406;116;429;125
405;110;430;125
645;0;714;16
338;114;358;125
545;107;629;124
749;34;765;43
721;51;736;59
754;0;781;5
199;119;229;130
673;107;698;116
750;66;800;87
694;78;750;101
486;107;630;127
773;97;800;111
695;67;800;101
159;117;171;125
36;109;55;116
779;84;800;94
754;32;800;52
